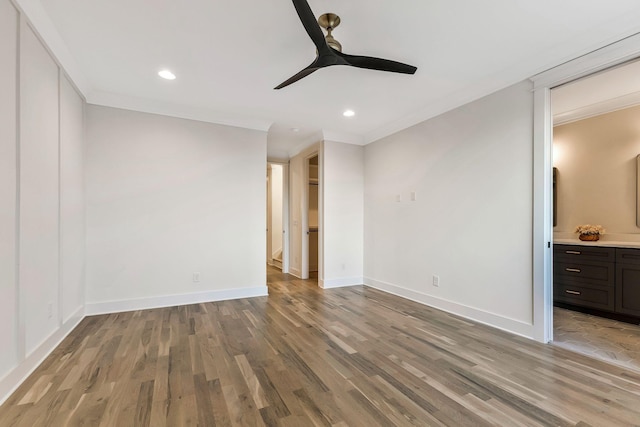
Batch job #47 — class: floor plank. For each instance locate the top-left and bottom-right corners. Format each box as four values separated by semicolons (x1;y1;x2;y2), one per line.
2;266;640;426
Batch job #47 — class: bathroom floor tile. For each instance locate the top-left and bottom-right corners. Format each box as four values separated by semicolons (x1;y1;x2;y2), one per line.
553;307;640;372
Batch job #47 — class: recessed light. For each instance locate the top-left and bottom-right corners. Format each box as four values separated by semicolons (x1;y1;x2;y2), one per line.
343;109;355;117
158;69;176;80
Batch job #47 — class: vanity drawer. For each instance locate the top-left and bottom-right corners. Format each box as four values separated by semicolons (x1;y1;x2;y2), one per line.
554;283;614;312
554;244;615;262
616;248;640;266
554;259;614;288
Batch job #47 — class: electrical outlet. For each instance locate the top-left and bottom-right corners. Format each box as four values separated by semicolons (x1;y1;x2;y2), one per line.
193;272;201;283
47;302;53;319
410;191;417;201
432;275;440;287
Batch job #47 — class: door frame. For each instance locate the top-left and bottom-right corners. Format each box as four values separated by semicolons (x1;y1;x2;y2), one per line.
267;165;272;265
530;33;640;343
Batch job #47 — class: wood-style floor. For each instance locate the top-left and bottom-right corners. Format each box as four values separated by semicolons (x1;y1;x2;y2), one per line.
2;268;640;426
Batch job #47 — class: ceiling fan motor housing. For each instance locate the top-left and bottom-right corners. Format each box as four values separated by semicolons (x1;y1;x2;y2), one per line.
318;13;342;51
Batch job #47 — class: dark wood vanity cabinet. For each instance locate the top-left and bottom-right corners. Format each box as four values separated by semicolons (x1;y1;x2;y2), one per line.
554;244;640;319
616;249;640;317
553;245;615;311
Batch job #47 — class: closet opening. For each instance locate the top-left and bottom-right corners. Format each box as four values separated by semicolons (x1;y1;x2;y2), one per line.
308;155;319;278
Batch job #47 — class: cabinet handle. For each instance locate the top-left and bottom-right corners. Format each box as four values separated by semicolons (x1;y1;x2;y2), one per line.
565;250;581;255
565;268;581;273
565;290;581;295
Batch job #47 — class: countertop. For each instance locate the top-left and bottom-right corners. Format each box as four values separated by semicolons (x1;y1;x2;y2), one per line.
554;238;640;249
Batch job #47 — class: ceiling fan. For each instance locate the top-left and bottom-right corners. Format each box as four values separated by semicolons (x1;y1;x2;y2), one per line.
275;0;417;89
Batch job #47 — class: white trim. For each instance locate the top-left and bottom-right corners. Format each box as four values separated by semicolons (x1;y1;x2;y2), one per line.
531;33;640;90
84;286;268;316
57;64;62;329
0;305;83;406
322;130;364;146
87;91;273;134
317;143;324;287
532;87;554;343
11;0;90;97
267;164;273;268
62;304;83;324
363;82;511;144
281;162;290;274
531;32;640;345
15;8;25;364
288;267;302;279
365;277;535;339
320;277;363;289
88;92;364;147
554;90;640;125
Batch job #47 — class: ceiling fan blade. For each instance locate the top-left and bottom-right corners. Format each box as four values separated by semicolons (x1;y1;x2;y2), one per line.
292;0;326;51
338;52;417;74
274;62;321;89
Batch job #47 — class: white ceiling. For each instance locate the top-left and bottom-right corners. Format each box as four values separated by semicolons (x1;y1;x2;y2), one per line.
23;0;640;154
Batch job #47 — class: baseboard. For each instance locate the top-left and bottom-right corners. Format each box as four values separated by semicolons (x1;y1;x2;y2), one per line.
0;306;84;406
364;277;535;339
85;286;269;316
288;267;302;279
320;276;363;289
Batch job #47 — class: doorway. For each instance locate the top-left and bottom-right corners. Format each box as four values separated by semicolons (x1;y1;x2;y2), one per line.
308;155;319;277
267;162;289;273
531;33;640;345
545;59;640;371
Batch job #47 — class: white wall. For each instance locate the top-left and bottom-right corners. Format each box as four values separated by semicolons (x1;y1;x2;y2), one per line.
20;20;61;355
364;81;535;338
322;141;364;288
0;0;18;382
60;75;85;322
553;105;640;236
85;106;267;313
1;8;85;404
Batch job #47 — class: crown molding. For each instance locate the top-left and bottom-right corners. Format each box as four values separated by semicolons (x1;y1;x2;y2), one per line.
87;90;273;132
531;32;640;90
554;90;640;126
322;129;365;146
12;0;91;97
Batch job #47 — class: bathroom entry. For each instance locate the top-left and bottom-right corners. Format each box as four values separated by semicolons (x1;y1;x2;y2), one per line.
549;59;640;371
308;155;319;275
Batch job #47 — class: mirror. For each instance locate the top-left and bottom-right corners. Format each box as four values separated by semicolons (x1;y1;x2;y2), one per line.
637;155;640;227
553;167;558;227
